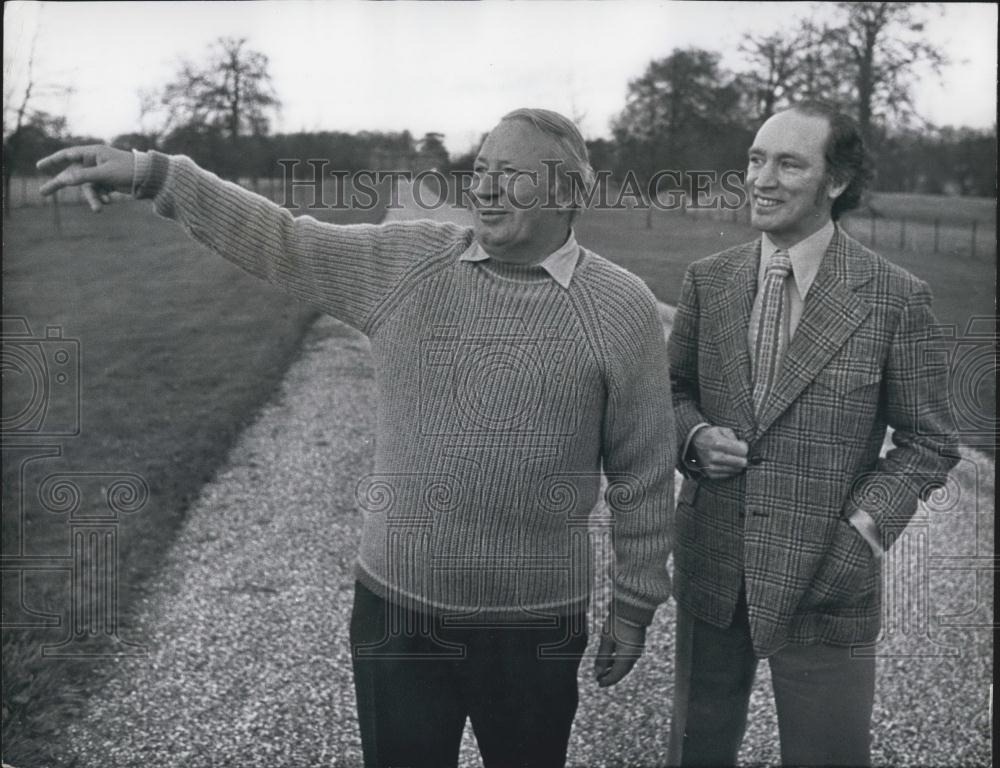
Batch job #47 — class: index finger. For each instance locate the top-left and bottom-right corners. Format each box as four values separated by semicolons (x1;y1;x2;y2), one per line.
710;451;748;469
718;437;749;457
593;631;614;677
38;164;107;197
36;145;100;173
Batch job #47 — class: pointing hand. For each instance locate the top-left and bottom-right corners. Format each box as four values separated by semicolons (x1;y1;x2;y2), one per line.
37;144;136;212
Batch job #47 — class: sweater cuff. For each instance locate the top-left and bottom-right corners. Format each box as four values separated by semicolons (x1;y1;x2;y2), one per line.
131;150;149;196
612;596;657;628
133;150;170;199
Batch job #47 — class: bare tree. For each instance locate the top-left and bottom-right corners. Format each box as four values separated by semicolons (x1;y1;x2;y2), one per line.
3;20;72;216
3;47;37;215
738;21;851;122
739;32;801;121
156;37;280;178
825;2;948;143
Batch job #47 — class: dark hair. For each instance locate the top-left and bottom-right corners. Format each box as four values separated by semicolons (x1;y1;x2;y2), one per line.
789;101;873;220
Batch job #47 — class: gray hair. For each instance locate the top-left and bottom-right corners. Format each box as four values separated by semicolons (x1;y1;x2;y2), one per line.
500;108;596;218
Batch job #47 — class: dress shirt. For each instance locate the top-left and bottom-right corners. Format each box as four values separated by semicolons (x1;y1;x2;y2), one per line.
747;220;834;353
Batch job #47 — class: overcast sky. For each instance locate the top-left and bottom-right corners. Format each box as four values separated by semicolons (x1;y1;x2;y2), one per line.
4;1;997;155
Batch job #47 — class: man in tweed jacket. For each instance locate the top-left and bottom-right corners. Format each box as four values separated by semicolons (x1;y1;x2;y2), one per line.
667;103;959;766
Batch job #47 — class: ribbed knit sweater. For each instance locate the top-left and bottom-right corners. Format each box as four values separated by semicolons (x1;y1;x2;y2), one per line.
136;152;676;626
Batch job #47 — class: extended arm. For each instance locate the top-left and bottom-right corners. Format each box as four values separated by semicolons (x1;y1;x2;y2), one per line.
38;146;460;332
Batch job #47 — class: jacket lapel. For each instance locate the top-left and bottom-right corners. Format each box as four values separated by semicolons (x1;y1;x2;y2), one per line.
706;242;759;438
754;229;874;435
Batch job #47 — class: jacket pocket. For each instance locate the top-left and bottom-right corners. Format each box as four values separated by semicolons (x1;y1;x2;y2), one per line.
804;516;878;609
810;361;884;439
812;364;882;395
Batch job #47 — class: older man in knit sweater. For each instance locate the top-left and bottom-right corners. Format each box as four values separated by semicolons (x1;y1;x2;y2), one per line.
38;108;676;767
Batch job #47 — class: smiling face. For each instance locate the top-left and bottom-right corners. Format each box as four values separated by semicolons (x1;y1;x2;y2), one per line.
746;109;848;249
471;120;573;264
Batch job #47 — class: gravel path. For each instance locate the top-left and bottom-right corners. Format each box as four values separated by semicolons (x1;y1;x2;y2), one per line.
57;190;993;767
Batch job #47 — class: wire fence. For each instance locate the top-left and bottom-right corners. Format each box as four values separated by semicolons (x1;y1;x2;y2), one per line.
5;174;996;260
840;212;994;260
666;198;995;260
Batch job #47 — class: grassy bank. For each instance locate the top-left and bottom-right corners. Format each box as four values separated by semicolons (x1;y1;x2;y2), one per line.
1;189;384;765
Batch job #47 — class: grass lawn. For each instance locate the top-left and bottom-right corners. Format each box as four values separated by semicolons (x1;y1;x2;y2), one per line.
866;192;996;224
575;205;757;304
1;189;384;763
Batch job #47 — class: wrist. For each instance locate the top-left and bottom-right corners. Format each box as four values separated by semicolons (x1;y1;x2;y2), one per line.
611;596;654;628
682;422;711;471
847;507;884;562
131;149;151;197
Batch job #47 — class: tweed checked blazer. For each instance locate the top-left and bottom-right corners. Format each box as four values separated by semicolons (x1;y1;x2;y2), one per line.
668;227;959;657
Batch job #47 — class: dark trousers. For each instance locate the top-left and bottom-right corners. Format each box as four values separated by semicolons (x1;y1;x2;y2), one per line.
349;582;588;768
668;591;876;767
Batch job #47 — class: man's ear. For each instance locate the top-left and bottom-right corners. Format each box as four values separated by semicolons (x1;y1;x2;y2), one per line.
827;175;850;202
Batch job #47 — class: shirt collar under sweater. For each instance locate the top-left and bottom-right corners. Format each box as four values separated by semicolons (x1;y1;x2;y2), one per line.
459;230;581;289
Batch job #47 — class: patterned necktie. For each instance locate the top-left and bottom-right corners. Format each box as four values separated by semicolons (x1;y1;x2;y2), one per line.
752;249;792;416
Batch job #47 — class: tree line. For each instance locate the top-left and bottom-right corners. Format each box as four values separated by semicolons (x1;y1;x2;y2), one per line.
4;4;996;218
601;3;995;199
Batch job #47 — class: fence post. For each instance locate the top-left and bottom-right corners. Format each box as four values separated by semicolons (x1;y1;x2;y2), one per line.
934;218;940;253
971;220;977;259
